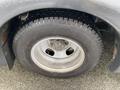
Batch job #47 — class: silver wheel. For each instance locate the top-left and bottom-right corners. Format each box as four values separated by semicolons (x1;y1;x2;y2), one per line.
31;36;85;73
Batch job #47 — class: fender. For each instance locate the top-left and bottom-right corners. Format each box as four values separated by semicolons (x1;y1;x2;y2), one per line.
0;0;120;72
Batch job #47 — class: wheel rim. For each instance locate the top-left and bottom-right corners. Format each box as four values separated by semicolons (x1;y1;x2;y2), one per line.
31;36;85;73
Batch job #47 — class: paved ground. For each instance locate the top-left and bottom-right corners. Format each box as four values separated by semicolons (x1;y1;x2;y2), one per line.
0;32;120;90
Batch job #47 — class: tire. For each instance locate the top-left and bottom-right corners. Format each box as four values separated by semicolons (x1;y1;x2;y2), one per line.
13;17;102;78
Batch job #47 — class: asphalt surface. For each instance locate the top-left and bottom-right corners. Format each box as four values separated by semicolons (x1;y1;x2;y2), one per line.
0;32;120;90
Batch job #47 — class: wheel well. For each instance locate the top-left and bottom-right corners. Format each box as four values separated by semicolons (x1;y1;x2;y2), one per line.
0;8;116;68
10;8;116;41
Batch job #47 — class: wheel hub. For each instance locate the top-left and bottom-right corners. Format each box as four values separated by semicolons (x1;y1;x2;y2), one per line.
49;39;69;51
31;36;85;73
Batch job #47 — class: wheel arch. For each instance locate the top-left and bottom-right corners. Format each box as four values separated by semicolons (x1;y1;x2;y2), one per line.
0;0;120;72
